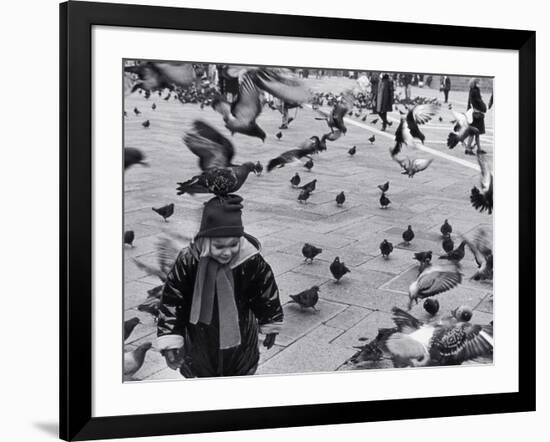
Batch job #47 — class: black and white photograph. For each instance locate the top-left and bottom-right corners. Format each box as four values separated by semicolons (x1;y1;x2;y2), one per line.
123;60;494;381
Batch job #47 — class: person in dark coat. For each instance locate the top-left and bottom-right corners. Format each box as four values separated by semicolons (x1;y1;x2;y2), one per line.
466;78;487;155
369;72;379;111
157;195;284;377
441;75;451;103
376;73;394;131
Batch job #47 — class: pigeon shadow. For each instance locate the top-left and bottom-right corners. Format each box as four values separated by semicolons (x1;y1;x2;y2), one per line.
33;421;58;438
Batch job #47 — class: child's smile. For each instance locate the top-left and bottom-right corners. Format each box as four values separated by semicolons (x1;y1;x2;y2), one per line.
210;237;241;264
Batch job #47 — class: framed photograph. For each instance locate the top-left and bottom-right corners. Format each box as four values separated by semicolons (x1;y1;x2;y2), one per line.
60;1;535;440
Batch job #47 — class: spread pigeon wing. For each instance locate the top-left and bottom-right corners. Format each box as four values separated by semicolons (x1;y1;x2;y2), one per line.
412;104;439;125
391;307;423;333
433;323;493;362
451;110;468;130
232;73;262;124
183;121;235;170
417;265;462;296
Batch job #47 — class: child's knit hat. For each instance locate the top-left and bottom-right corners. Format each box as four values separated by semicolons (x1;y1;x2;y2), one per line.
195;194;244;238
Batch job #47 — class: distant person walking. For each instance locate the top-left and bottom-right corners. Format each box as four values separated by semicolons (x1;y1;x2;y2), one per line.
369;72;380;111
441;75;451;103
403;73;413;101
466;78;487;155
376;73;395;131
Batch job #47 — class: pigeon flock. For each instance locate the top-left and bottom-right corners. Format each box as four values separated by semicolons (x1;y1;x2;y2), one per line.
123;61;494;378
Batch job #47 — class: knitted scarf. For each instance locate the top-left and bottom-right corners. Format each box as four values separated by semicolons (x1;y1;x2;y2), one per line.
189;239;241;349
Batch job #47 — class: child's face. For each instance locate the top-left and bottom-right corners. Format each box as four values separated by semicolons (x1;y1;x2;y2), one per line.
210;237;241;264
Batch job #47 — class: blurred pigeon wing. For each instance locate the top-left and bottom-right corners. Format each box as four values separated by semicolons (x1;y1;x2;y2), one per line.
251;68;311;104
412;104;439;125
417;266;462;295
156;236;184;276
132;257;166;282
154;62;196;87
183;121;234;170
232;73;262;124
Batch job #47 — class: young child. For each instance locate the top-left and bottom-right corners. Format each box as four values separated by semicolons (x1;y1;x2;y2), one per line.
157;194;284;377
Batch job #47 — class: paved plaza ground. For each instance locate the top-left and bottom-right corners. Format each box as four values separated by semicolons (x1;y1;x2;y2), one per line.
123;77;494;381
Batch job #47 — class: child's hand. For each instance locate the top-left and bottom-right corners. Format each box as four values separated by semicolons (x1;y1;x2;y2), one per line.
163;349;183;370
263;333;277;350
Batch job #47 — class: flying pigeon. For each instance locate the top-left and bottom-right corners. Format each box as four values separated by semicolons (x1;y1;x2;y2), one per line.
470;152;493;214
125;148;149;170
392;156;433;178
125;61;196;93
379;307;493;367
391;104;439;156
408;263;462;309
267;144;315;171
464;228;493;281
446;109;481;151
212;73;266;142
176;121;256;196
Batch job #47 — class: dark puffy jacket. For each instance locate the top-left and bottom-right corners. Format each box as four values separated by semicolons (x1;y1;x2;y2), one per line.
157;240;283;377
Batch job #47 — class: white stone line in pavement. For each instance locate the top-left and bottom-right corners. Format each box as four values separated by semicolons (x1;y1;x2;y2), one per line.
386;114;494;134
342;116;482;172
307;104;481;171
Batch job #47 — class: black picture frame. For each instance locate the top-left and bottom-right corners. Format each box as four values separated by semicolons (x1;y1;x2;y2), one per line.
60;1;536;440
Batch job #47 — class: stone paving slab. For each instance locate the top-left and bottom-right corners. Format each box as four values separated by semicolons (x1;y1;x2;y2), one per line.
324;305;372;330
277;299;347;346
257;325;355;375
329;310;395;349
